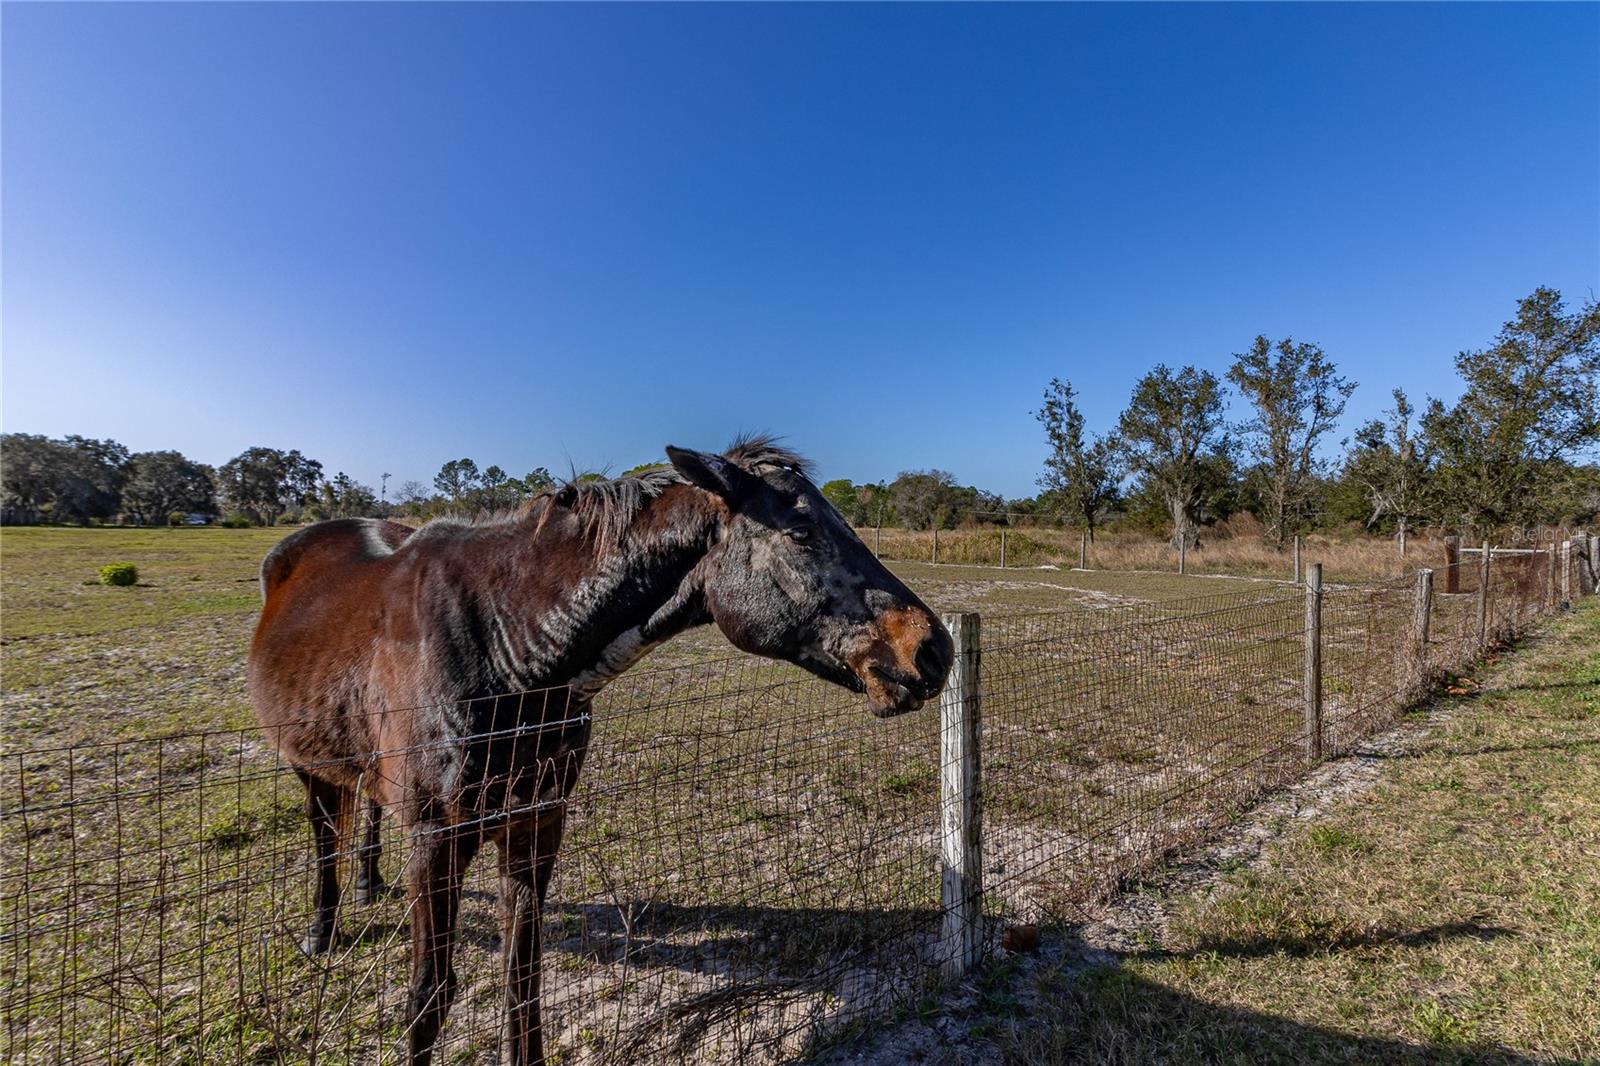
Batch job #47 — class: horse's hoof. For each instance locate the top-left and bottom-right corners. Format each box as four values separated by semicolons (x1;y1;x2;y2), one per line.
300;930;335;956
354;876;396;905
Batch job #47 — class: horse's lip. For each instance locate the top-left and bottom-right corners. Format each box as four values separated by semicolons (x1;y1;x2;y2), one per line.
870;665;941;703
867;667;929;717
869;688;923;718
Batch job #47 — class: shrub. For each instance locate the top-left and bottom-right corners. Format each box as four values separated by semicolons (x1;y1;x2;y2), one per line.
167;512;187;527
99;563;138;587
220;515;253;529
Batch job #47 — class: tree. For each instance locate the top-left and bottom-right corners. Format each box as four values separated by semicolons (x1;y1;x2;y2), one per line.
63;435;130;471
1423;287;1600;532
888;470;961;530
478;465;510;510
1;434;68;524
1035;378;1119;540
1227;336;1356;548
392;479;431;517
280;450;323;519
820;479;864;524
55;435;128;522
963;486;1006;524
0;433;127;524
217;447;323;525
514;467;555;500
315;472;378;519
1117;365;1230;549
1342;389;1431;553
433;458;480;510
121;451;218;525
858;482;894;528
1540;463;1600;527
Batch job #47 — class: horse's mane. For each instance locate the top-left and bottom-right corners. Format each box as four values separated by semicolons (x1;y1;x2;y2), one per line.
557;433;810;548
534;433;814;552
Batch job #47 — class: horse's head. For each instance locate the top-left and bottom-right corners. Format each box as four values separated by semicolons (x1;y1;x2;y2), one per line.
666;442;953;717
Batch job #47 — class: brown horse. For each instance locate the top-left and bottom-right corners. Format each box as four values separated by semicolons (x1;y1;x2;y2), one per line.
248;436;953;1065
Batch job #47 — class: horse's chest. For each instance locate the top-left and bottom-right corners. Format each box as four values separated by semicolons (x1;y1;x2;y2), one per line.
439;696;592;826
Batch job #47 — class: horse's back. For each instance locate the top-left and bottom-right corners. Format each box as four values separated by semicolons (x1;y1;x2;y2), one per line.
259;518;412;597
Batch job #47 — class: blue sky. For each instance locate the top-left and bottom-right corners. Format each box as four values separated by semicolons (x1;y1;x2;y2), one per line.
4;3;1597;499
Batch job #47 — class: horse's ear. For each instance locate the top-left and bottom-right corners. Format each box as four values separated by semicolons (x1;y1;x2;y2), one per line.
553;483;578;508
666;446;745;500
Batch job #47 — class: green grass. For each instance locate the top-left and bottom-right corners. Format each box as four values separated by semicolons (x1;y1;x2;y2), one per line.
0;525;292;640
1000;600;1600;1065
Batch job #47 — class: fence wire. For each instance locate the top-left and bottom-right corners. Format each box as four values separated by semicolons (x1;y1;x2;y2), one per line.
2;541;1585;1064
3;652;951;1065
978;589;1307;924
1321;574;1417;756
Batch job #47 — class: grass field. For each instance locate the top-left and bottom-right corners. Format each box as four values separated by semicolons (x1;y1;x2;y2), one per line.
0;525;1560;1064
993;600;1600;1065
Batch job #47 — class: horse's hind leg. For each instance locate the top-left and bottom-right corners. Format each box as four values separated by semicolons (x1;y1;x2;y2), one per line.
353;795;389;904
296;769;348;955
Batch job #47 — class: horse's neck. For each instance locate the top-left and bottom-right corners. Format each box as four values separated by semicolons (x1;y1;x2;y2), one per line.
499;490;715;695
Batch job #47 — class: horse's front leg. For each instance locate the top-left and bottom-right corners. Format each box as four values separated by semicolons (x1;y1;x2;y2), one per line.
499;808;565;1066
353;795;389;904
406;823;477;1066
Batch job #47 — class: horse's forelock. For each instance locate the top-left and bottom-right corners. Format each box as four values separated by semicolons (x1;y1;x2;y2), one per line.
722;432;815;479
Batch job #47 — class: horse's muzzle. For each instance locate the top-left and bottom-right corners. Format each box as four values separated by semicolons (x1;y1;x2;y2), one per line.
864;628;953;717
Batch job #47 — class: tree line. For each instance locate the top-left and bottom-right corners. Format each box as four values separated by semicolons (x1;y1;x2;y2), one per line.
4;287;1595;540
0;436;565;527
822;287;1600;546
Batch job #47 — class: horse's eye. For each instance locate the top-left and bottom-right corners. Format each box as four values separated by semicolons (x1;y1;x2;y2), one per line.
786;525;813;544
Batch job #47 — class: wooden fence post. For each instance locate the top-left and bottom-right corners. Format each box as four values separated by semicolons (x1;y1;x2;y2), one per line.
1560;539;1571;606
1547;533;1558;608
1573;533;1593;598
1572;533;1586;598
932;527;939;566
1079;529;1088;571
1179;539;1187;575
1476;540;1490;649
999;528;1007;570
1293;534;1302;585
875;522;882;558
1304;563;1323;762
1410;568;1433;697
939;612;982;981
1443;536;1460;594
1588;534;1599;596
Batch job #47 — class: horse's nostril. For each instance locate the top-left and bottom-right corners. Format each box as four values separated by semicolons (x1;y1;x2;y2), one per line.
914;632;952;688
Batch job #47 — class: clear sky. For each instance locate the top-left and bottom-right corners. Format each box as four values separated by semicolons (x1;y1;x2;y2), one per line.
4;2;1597;499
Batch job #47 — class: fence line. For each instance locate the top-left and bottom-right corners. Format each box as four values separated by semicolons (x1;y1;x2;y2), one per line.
2;541;1591;1064
861;524;1597;589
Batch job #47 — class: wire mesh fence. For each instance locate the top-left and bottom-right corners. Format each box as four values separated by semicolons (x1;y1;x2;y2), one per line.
3;656;949;1065
978;588;1308;923
3;538;1590;1064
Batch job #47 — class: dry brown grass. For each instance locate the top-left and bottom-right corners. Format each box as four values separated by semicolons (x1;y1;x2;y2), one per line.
863;518;1440;586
